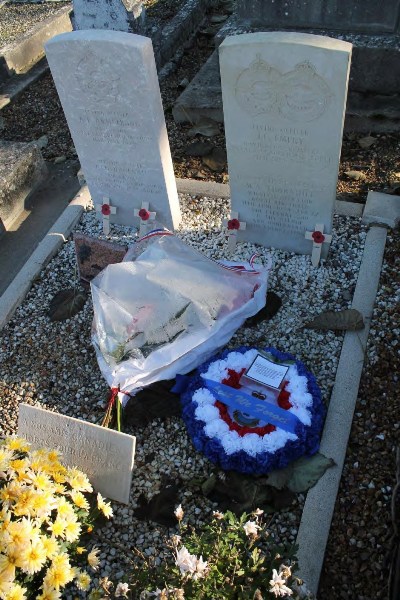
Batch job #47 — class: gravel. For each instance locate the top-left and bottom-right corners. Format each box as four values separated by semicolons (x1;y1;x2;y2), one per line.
0;192;370;597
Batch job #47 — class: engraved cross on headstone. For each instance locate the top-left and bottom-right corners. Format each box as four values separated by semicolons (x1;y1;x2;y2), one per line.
223;211;246;252
96;196;117;235
305;223;332;267
134;201;156;237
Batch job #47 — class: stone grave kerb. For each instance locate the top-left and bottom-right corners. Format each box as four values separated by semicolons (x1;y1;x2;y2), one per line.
45;30;181;232
219;32;352;257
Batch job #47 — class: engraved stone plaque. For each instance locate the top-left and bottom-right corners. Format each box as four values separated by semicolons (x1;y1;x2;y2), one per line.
219;32;352;255
18;404;136;505
45;30;181;231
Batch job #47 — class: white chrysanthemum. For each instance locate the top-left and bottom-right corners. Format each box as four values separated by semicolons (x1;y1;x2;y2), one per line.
175;546;198;575
115;582;130;597
243;521;260;537
269;568;293;597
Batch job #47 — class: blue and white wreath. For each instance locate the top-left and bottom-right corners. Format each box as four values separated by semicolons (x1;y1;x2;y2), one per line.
181;347;326;475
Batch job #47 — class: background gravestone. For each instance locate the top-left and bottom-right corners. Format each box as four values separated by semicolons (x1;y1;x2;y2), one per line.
219;32;352;255
173;0;400;128
237;0;400;33
45;30;181;231
72;0;145;33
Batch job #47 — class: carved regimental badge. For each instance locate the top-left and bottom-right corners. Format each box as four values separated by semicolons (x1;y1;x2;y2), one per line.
235;56;333;123
76;49;121;103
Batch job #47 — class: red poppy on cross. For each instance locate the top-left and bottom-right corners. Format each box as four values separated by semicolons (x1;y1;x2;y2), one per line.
305;223;332;267
134;202;156;237
223;211;246;253
95;197;116;235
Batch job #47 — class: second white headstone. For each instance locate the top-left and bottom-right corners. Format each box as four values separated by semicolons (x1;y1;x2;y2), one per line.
219;32;352;255
45;30;181;231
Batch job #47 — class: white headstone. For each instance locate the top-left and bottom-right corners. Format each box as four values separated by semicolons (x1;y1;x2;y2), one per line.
73;0;144;33
45;30;181;231
18;404;136;505
219;32;352;254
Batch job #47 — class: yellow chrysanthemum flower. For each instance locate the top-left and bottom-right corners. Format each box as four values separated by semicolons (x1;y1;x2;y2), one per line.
51;552;71;571
76;546;86;555
41;537;60;560
0;550;19;580
0;509;11;535
36;586;61;600
69;491;90;511
43;562;74;590
0;485;14;508
19;538;47;575
0;578;13;600
96;493;113;519
67;469;93;493
12;489;37;518
8;459;28;472
47;517;66;539
4;437;30;453
53;483;67;495
76;570;91;591
0;447;14;472
46;449;62;463
51;472;66;485
28;471;54;491
31;490;56;519
7;518;34;553
1;582;27;600
55;498;75;519
64;519;81;544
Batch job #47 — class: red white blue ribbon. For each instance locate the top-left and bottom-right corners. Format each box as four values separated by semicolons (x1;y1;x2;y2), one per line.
137;229;265;275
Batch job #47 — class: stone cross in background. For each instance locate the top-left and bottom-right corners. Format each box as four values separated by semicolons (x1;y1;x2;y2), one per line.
219;32;351;257
72;0;145;33
45;30;181;232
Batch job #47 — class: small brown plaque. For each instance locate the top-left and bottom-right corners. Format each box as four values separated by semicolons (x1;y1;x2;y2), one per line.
74;233;127;284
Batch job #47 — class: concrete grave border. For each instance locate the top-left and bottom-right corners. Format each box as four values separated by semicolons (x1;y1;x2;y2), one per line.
0;180;397;596
0;5;72;86
152;0;211;69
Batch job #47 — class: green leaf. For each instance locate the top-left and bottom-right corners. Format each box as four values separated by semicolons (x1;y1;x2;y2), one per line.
201;473;217;496
267;453;335;493
287;454;335;492
48;288;86;321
